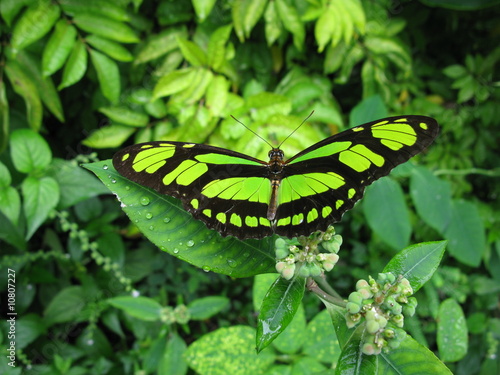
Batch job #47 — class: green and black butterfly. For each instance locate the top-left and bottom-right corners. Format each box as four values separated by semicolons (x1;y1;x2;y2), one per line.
113;116;439;240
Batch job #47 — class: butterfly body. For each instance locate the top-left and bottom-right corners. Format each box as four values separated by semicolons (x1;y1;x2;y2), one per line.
113;116;439;239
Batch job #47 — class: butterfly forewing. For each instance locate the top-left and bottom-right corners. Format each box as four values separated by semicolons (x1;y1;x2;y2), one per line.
113;115;439;240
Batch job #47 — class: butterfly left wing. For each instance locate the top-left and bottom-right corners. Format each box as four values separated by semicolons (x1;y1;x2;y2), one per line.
273;115;439;238
113;142;275;239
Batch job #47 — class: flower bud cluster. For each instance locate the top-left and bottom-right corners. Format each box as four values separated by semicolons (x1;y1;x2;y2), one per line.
275;227;342;280
345;273;417;355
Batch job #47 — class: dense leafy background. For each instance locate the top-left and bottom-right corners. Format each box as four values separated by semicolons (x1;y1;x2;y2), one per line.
0;0;499;374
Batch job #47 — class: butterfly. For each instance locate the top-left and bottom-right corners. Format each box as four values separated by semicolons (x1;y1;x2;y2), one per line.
113;116;439;240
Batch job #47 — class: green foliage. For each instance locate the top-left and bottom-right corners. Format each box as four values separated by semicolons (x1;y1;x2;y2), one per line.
0;1;499;374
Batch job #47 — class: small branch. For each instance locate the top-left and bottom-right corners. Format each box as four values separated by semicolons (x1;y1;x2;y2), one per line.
434;167;500;177
307;278;345;307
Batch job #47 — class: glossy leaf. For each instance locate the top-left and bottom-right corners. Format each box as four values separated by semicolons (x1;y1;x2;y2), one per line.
98;106;149;127
152;68;196;100
10;0;60;51
10;129;52;173
272;304;306;354
383;241;447;293
82;124;135;148
192;0;217;21
444;199;485;267
107;296;162;321
89;49;120;104
188;296;231;320
410;166;452;233
86;34;134;62
363;178;411;251
4;60;43;131
185;326;275;374
59;40;88;90
437;298;468;362
42;20;77;76
82;160;276;277
22;175;60;240
256;276;306;352
73;14;139;43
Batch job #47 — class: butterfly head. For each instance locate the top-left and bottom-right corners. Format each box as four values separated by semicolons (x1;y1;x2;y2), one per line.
268;148;284;161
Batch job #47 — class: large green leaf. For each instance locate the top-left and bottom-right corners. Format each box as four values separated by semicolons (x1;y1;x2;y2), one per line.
89;49;120;104
410;166;452;233
383;241;447;293
58;39;88;90
10;129;52;173
444;199;485;267
363;178;411;251
42;20;77;76
83;161;276;277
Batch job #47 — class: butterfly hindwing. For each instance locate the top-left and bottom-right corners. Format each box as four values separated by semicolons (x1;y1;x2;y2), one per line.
113;142;274;238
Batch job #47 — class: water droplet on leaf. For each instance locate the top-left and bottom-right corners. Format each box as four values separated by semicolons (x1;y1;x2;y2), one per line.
140;197;150;206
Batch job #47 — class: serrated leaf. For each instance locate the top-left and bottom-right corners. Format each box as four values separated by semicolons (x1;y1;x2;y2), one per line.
73;14;139;43
4;60;43;131
188;296;230;320
107;296;162;321
44;286;85;326
256;276;305;352
444;199;485;267
176;37;207;66
410;166;452;233
185;326;275;374
152;68;196;100
275;0;305;51
82;124;135;149
10;129;52;173
86;34;134;62
58;40;88;90
42;20;77;76
437;299;468;362
363;178;411;251
383;241;447;293
89;49;120;104
10;0;60;51
82;160;276;277
98;106;149;127
22;175;60;239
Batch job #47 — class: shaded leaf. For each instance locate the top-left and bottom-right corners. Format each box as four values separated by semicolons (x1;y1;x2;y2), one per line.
437;299;468;362
89;49;121;104
107;296;162;321
44;286;86;326
59;40;88;90
10;0;60;51
188;296;230;320
42;20;77;76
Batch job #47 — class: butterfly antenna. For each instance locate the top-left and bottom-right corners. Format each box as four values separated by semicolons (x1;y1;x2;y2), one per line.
230;115;274;148
277;110;315;149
